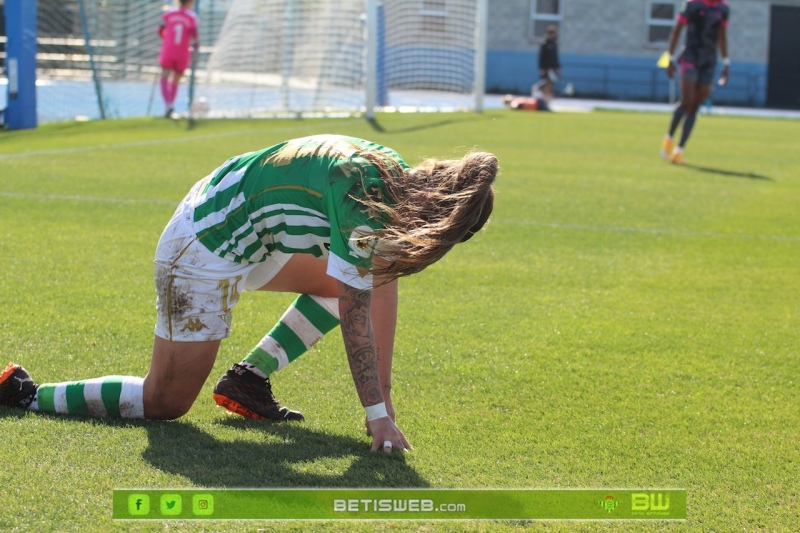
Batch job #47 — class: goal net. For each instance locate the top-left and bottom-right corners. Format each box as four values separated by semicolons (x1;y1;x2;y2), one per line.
32;0;166;123
18;0;486;124
192;0;487;118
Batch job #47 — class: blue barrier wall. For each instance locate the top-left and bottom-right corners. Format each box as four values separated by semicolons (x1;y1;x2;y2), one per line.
486;50;767;107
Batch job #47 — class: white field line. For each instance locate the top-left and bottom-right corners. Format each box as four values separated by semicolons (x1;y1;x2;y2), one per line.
1;194;797;244
0;191;177;205
0;119;361;161
492;219;800;243
1;119;797;244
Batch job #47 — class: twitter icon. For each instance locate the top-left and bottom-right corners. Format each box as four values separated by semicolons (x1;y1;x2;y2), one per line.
160;494;182;516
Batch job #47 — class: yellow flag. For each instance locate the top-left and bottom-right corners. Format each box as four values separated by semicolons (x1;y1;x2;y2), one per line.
657;51;671;68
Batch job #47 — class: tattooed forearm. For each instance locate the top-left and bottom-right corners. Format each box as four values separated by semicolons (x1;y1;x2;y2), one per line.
338;281;384;407
347;346;384;406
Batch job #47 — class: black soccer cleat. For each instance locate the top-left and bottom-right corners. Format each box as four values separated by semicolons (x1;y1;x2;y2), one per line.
0;362;38;409
213;364;304;422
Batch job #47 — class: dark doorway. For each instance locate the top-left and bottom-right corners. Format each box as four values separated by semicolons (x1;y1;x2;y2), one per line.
767;5;800;109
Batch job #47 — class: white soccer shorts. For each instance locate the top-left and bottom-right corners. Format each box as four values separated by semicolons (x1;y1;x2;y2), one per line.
153;178;291;342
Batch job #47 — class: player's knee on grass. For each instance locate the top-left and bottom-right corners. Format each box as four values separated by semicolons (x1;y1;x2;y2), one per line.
143;383;196;420
144;395;194;420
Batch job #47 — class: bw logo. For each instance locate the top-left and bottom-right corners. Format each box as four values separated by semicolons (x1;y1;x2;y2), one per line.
182;318;208;332
631;493;670;512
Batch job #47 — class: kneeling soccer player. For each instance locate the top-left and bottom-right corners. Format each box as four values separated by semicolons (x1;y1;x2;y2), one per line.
1;134;497;453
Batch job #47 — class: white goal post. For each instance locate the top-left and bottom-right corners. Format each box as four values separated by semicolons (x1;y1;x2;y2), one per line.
193;0;488;119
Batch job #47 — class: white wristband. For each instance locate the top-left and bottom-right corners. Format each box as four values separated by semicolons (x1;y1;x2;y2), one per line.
722;57;730;66
669;53;677;63
365;402;388;421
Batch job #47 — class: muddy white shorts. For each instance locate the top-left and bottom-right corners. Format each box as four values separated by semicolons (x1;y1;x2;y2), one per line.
153;178;291;342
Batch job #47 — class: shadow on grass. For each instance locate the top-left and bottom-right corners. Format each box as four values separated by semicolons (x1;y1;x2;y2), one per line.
140;418;429;488
367;113;498;134
1;406;428;488
683;163;773;181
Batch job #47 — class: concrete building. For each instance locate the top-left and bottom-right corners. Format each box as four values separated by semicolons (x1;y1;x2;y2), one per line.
485;0;800;109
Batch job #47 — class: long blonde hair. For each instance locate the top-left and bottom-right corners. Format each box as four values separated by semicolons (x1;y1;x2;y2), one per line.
358;150;497;280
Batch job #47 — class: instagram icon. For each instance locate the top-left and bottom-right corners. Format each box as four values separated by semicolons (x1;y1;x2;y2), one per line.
192;494;214;516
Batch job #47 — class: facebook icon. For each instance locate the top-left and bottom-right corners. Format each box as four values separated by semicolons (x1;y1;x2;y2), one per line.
128;494;150;515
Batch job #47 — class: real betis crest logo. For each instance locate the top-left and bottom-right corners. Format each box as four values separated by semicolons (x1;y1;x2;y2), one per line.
218;311;233;328
599;494;620;513
347;225;377;259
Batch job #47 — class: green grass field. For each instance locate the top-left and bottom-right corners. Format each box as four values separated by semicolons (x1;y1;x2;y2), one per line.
1;109;799;532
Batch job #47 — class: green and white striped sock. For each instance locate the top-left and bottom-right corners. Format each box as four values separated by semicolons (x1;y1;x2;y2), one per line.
242;295;340;378
30;376;144;418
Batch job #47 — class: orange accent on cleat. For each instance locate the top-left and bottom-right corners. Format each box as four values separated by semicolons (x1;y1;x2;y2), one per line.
0;362;38;409
212;364;305;421
1;362;20;384
213;393;270;421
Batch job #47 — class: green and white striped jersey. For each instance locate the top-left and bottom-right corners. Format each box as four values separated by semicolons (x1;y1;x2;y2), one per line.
191;135;408;290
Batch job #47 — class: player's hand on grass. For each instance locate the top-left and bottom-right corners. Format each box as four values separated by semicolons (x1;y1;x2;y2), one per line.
365;388;396;435
364;407;396;436
367;416;411;454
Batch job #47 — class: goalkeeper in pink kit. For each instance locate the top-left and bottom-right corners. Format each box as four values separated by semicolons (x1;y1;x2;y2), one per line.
158;0;199;118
